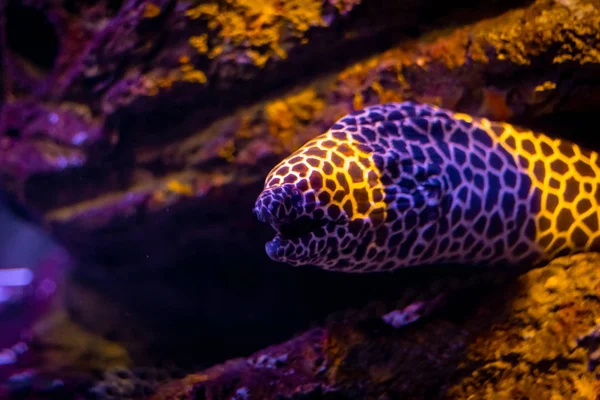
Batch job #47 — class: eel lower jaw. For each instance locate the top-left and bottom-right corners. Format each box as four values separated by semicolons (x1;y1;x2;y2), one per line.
264;216;346;262
265;234;288;261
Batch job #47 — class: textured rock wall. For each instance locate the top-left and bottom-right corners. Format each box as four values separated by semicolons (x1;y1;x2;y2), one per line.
2;0;598;268
2;0;600;398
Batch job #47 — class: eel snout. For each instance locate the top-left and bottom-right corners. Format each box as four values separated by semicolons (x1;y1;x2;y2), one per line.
254;183;340;263
253;184;304;226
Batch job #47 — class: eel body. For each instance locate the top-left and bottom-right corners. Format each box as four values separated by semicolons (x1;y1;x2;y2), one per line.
254;101;600;274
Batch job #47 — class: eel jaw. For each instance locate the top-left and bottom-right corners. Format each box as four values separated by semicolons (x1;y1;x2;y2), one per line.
265;235;284;261
258;214;331;262
253;184;349;264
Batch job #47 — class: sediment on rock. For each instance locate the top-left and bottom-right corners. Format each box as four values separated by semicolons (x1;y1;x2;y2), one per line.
150;254;600;399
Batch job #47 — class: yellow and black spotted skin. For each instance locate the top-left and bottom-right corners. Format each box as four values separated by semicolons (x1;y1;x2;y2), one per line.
253;102;600;273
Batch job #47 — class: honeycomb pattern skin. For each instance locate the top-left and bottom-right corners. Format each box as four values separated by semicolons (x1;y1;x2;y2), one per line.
254;102;600;273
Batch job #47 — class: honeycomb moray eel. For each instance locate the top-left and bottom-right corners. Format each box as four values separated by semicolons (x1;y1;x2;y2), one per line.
254;101;600;327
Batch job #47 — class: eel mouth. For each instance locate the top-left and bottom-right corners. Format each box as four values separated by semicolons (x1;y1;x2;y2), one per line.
253;185;346;262
265;215;331;261
277;215;329;240
260;213;348;262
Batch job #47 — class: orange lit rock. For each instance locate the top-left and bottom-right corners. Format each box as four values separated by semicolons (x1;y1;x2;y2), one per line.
150;254;600;399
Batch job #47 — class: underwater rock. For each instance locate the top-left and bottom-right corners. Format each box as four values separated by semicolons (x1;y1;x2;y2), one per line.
2;0;600;396
0;0;597;264
28;0;600;350
151;253;600;399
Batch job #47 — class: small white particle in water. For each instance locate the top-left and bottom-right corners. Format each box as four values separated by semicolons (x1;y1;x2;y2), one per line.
72;131;87;145
48;113;59;124
0;349;16;365
54;156;68;168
